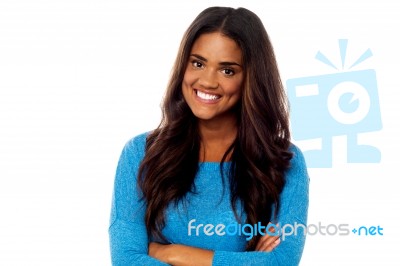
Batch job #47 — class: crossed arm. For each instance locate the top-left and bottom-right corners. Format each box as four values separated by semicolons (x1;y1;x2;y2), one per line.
148;226;281;265
109;137;308;266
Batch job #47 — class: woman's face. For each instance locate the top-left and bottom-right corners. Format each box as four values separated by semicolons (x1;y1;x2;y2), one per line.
182;32;244;123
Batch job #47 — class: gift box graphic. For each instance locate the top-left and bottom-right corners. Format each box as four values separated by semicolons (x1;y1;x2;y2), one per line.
286;39;382;168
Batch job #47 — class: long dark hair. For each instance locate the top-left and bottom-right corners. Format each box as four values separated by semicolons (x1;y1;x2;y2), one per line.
138;6;292;250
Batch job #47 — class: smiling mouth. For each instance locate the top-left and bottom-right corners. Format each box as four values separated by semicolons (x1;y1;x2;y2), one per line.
195;90;222;101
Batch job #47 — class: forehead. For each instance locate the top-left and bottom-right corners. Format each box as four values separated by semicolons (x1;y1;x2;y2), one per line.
190;32;242;63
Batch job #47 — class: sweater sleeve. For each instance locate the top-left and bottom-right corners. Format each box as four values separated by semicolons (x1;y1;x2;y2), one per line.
108;136;169;266
212;145;310;266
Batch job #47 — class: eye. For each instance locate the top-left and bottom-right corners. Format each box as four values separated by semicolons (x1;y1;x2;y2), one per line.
222;68;235;76
191;60;204;69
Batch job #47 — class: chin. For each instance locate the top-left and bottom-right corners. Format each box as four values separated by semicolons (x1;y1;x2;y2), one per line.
192;113;215;121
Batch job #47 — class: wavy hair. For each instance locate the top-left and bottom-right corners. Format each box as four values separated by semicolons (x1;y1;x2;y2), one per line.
138;6;292;250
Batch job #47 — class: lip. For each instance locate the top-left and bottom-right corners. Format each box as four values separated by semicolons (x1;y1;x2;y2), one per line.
194;89;222;104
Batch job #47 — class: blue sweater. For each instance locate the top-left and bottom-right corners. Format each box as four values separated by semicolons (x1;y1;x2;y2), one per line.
109;133;309;265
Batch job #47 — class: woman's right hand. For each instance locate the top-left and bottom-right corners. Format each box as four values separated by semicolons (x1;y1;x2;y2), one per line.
255;223;281;252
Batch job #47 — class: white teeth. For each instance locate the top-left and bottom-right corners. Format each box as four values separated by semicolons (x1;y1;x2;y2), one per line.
196;90;220;100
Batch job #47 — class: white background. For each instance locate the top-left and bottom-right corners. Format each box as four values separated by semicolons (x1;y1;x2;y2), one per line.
1;0;399;265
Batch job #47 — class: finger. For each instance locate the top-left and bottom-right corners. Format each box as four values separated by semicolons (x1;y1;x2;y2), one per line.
267;223;276;233
255;234;280;251
256;235;279;251
255;230;275;251
256;236;281;252
255;234;268;251
267;222;280;234
263;237;281;252
255;223;279;251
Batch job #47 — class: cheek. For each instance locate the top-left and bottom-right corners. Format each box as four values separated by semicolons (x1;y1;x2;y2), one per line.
182;71;194;101
182;69;197;88
224;80;243;97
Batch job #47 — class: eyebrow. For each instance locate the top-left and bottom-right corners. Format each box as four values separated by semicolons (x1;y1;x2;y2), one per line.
190;54;242;67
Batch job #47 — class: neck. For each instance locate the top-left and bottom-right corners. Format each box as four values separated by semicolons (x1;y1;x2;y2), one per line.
198;114;238;162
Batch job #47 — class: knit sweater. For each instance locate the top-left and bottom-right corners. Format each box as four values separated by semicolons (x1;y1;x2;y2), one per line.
109;133;309;265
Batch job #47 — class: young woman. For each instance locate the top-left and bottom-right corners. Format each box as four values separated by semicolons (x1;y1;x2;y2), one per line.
109;6;309;266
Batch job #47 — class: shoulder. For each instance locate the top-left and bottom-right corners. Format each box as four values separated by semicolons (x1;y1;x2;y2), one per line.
119;131;150;165
285;143;309;187
124;132;150;153
288;144;307;174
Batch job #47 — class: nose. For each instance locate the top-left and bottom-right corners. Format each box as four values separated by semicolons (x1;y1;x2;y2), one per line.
198;69;219;89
